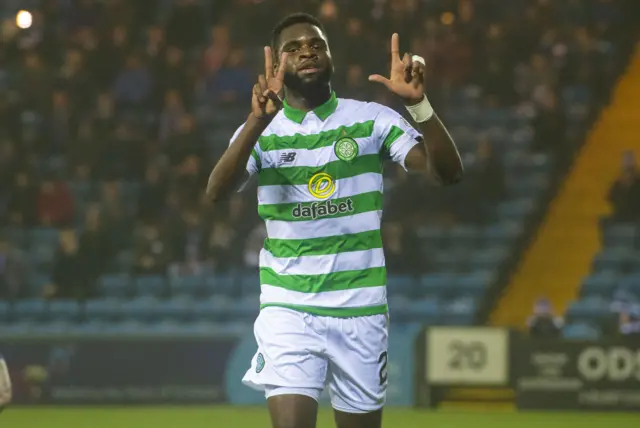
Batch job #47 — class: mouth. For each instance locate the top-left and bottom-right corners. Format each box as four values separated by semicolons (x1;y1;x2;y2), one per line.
298;62;321;75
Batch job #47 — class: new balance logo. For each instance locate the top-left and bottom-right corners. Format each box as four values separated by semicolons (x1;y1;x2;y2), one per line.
280;152;296;163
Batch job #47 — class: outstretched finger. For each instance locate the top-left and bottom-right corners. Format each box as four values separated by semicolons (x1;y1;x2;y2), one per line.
368;74;393;91
264;46;274;79
275;52;288;81
390;33;401;64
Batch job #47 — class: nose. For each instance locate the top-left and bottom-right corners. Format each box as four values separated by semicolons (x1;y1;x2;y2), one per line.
299;46;317;60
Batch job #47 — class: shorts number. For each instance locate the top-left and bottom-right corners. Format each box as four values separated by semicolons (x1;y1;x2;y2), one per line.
378;351;388;385
448;340;487;371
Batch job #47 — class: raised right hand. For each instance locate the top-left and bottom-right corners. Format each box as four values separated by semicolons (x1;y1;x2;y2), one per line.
252;46;287;120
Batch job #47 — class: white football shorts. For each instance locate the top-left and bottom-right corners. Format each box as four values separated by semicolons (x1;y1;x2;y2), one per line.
242;306;389;413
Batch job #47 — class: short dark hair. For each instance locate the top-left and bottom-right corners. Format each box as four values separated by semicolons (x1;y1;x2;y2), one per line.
271;13;326;55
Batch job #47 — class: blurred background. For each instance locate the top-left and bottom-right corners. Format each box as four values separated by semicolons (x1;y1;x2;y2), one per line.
0;0;639;425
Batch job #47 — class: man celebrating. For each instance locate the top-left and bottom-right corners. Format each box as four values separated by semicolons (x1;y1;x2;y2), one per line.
207;13;463;428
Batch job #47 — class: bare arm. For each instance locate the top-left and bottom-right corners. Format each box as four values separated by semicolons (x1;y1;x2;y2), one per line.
369;33;463;186
205;46;287;203
206;114;270;202
405;114;463;186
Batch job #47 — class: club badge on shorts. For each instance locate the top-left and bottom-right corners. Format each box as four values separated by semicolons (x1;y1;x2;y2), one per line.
256;353;265;373
334;137;359;162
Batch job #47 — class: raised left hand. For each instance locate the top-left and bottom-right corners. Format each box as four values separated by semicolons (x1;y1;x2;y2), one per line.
369;33;425;106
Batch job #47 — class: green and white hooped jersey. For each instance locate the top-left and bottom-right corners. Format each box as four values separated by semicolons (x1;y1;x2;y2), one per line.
231;92;421;317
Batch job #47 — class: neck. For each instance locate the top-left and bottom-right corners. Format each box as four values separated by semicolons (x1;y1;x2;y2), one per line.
284;84;332;111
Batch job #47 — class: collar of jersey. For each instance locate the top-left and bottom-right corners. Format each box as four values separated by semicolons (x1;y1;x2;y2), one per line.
282;92;338;124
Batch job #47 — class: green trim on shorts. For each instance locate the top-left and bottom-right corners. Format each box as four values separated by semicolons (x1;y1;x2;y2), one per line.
260;303;388;317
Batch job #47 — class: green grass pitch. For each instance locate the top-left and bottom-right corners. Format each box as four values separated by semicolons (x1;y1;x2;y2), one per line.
3;406;639;428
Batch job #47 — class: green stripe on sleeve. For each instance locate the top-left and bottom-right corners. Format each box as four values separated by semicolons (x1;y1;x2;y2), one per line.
258;191;382;222
260;266;387;293
264;229;383;258
382;125;405;153
258;121;374;152
259;154;382;186
251;148;261;169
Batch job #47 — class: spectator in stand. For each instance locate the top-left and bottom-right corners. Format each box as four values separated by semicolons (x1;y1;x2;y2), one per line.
206;219;237;274
532;87;568;164
37;175;74;227
0;237;28;300
134;223;170;275
138;164;168;223
206;48;253;105
383;222;425;277
158;90;186;144
168;210;208;277
157;46;192;101
112;55;152;107
466;138;504;223
608;151;640;222
46;230;93;300
78;205;114;285
165;0;207;51
7;172;38;227
527;297;563;339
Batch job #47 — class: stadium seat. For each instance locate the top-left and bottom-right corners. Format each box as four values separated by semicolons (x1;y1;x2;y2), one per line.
404;298;440;322
566;297;610;320
192;296;232;322
113;251;135;273
0;321;34;335
72;321;108;335
134;275;168;298
387;274;416;296
442;298;477;325
48;299;81;322
31;320;72;335
452;272;494;298
388;295;411;318
170;275;206;298
205;273;237;296
240;272;260;297
26;273;50;296
618;273;640;293
483;222;523;244
469;247;509;271
31;245;56;270
592;248;632;272
85;298;123;322
98;274;132;298
29;228;60;248
13;299;48;322
0;301;9;322
448;225;480;245
497;198;535;219
419;274;453;297
601;223;638;248
121;297;161;322
580;271;618;298
563;323;601;340
230;294;261;321
2;227;27;249
156;297;193;322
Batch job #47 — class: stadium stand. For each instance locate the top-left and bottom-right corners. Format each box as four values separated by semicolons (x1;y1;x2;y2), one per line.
0;0;633;335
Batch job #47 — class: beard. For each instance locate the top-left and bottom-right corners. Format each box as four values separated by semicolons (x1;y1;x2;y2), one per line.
284;66;333;95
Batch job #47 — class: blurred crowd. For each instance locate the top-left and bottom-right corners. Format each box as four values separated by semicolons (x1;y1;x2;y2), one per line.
0;0;636;300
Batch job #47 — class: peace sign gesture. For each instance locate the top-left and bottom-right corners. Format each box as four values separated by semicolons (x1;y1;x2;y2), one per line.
252;46;288;120
369;33;425;106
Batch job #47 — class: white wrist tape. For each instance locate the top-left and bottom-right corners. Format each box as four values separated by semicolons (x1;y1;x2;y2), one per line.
405;94;434;123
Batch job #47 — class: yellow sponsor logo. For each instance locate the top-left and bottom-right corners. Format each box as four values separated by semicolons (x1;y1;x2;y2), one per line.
308;172;336;199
